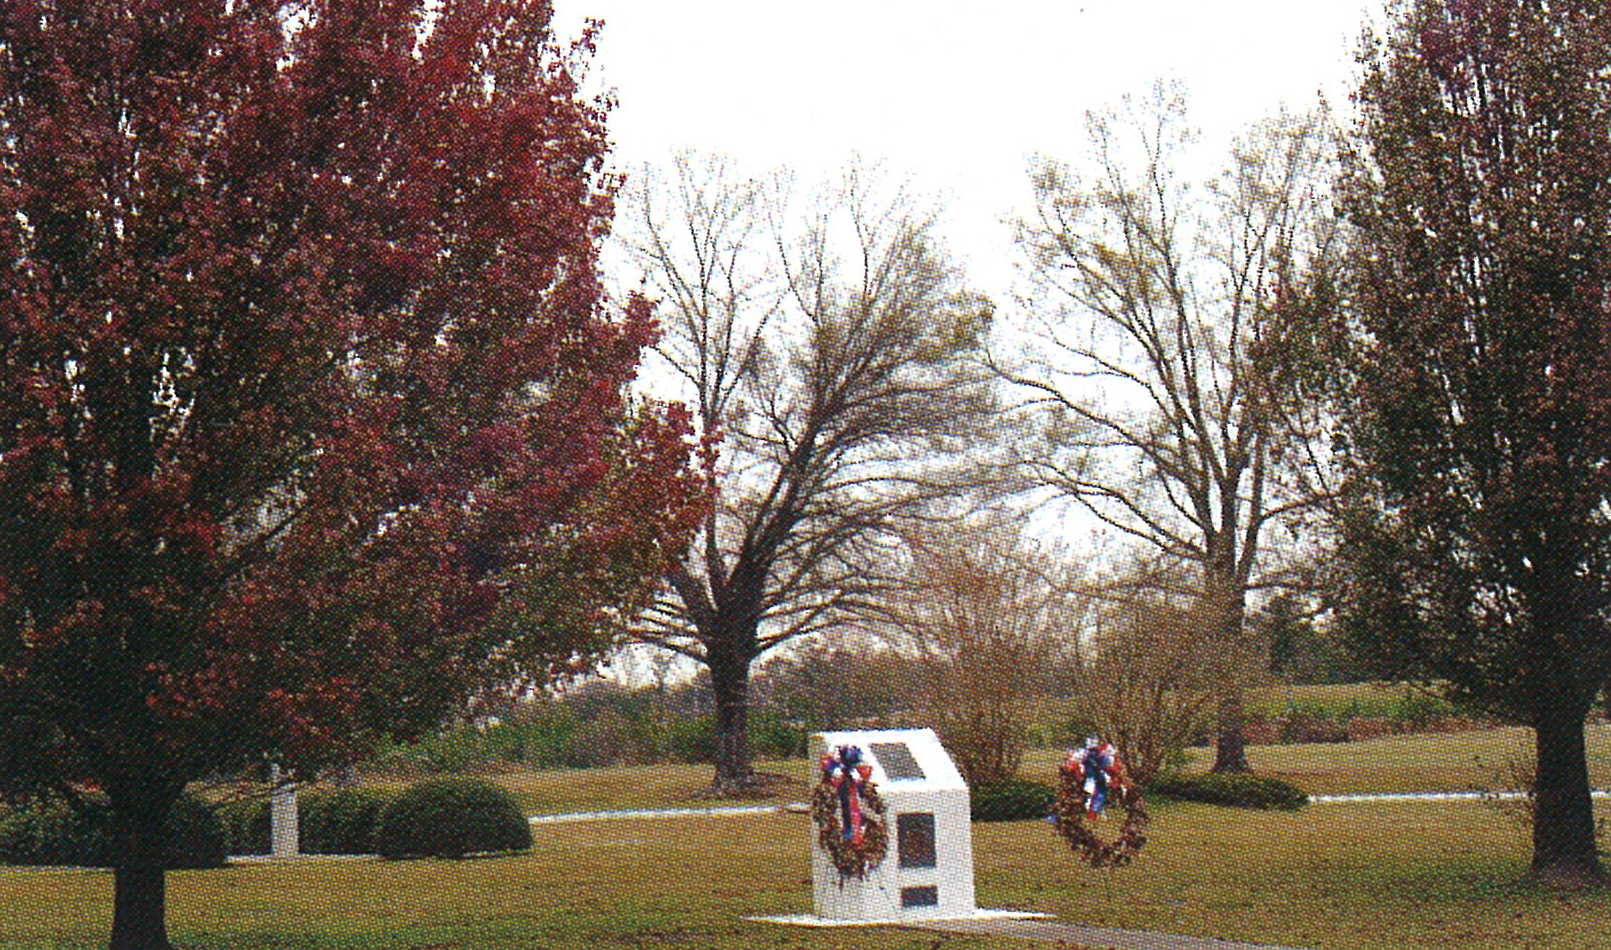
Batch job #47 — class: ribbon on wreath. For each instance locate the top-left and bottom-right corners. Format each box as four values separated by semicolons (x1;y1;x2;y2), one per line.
1066;737;1124;819
820;745;874;846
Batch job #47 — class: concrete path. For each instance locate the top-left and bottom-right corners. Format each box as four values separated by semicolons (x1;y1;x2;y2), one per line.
905;917;1314;950
1310;790;1609;803
528;804;781;823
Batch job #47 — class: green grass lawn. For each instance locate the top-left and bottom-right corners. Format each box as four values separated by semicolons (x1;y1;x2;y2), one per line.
4;799;1609;950
8;726;1611;950
473;722;1610;814
1014;724;1611;797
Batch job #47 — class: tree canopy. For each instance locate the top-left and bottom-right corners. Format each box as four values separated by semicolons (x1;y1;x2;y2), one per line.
623;156;994;792
1001;86;1340;772
1335;0;1611;885
0;2;704;946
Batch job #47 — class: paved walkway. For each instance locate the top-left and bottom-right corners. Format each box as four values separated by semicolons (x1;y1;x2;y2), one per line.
905;917;1313;950
1310;790;1609;803
528;804;781;823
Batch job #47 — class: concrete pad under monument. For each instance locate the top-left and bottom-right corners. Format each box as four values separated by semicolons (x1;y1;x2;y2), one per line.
750;727;1050;927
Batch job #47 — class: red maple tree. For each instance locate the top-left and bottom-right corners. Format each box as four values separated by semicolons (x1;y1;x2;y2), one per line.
0;2;705;947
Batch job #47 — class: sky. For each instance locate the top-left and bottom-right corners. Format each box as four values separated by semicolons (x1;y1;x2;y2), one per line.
544;0;1391;678
550;0;1389;301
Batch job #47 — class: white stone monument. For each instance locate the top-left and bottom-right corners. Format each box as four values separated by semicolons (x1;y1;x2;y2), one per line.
811;728;973;921
750;727;1047;927
269;764;298;858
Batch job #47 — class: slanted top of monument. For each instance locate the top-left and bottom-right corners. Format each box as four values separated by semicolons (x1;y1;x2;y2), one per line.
812;727;966;792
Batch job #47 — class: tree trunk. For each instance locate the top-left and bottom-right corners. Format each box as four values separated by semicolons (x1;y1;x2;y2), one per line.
1211;690;1251;774
709;655;755;795
111;863;171;950
1531;700;1605;887
108;784;178;950
1209;587;1252;774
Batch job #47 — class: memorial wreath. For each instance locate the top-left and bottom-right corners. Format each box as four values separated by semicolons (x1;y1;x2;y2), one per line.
810;744;889;882
1052;738;1149;868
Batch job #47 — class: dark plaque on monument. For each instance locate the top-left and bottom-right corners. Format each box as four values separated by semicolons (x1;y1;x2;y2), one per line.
869;741;925;781
897;811;937;868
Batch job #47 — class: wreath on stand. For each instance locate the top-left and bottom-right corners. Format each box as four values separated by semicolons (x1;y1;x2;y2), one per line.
810;745;889;883
1052;738;1149;868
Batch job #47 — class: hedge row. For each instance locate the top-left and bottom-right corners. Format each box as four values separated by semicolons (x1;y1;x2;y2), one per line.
372;710;807;775
971;779;1056;822
2;778;529;866
968;773;1310;821
376;777;530;858
218;788;392;856
0;794;225;869
221;780;528;858
1147;773;1309;810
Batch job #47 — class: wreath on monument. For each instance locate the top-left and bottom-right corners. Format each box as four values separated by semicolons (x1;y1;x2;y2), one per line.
1052;738;1149;868
810;745;889;882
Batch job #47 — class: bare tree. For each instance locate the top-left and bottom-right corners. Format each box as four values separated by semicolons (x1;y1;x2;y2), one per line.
1077;585;1222;786
997;84;1339;772
885;520;1078;786
623;155;994;794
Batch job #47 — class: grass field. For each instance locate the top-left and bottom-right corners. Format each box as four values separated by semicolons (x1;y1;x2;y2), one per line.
4;798;1609;949
461;722;1610;815
5;725;1611;950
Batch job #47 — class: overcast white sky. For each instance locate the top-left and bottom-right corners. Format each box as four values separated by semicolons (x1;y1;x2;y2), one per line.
542;1;1390;676
551;0;1387;300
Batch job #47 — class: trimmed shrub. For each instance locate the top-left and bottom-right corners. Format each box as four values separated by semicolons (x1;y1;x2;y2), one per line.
970;779;1056;822
217;797;272;856
752;714;808;760
374;778;531;859
659;714;716;764
301;788;392;855
1148;773;1308;810
0;793;224;868
163;795;227;869
0;797;109;867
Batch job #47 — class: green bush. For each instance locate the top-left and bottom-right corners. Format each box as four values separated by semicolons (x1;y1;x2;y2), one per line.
217;797;271;856
162;795;227;869
521;706;582;768
1148;773;1308;810
301;788;393;855
0;793;224;868
659;715;716;764
1392;690;1458;731
568;707;644;768
0;797;109;866
751;714;808;760
374;778;531;859
970;779;1056;822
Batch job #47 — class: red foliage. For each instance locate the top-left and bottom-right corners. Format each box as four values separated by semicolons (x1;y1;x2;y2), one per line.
0;0;704;799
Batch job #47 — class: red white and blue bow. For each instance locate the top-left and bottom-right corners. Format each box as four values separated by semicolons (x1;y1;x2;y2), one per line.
1065;739;1124;818
820;745;874;846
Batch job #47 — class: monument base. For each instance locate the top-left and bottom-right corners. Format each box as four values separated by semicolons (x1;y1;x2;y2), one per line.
747;908;1054;927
